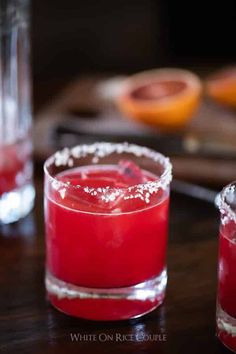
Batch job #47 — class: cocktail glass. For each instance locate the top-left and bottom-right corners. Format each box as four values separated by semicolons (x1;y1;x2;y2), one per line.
44;142;172;320
217;181;236;351
0;0;34;223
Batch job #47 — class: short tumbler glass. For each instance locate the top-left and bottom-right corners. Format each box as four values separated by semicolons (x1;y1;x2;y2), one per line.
0;0;34;224
217;182;236;351
44;142;172;320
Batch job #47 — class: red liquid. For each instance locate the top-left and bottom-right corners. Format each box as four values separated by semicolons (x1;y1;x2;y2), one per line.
217;221;236;350
0;141;31;196
45;163;169;320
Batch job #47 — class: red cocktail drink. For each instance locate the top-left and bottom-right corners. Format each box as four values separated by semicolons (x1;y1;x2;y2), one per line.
44;143;172;320
217;182;236;351
0;141;30;196
0;139;34;223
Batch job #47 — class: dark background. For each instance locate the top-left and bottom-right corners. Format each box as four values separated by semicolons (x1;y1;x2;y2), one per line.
31;0;236;81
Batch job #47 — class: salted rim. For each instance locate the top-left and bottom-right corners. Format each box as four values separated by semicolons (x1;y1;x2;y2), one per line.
119;68;202;105
217;181;236;223
44;142;172;201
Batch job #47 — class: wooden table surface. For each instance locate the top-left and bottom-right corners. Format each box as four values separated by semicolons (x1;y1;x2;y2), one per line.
0;168;230;354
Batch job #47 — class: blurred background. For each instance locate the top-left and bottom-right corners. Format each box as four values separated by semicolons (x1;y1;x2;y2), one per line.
31;0;236;187
32;0;236;87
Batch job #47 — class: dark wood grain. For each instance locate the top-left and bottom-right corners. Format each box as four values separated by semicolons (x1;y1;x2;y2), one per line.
0;168;230;354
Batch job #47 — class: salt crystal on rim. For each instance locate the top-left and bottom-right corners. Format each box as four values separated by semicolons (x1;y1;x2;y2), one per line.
219;183;236;225
45;142;172;205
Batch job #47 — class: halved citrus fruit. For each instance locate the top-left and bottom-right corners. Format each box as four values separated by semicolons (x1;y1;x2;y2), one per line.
205;66;236;108
116;68;202;130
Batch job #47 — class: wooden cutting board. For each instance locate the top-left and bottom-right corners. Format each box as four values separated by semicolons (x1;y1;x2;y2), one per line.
34;76;236;185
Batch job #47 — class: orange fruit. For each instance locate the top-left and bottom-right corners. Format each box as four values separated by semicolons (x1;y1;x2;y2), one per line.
116;68;202;130
205;66;236;108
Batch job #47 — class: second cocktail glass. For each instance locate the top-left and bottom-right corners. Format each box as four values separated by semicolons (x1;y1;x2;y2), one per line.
44;142;172;320
0;0;34;224
217;182;236;351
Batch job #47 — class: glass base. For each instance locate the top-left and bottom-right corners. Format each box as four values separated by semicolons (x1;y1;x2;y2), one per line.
217;303;236;352
46;269;167;321
0;184;35;224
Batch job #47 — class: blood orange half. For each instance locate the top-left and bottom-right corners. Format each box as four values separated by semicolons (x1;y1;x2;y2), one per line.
206;66;236;108
116;68;202;130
